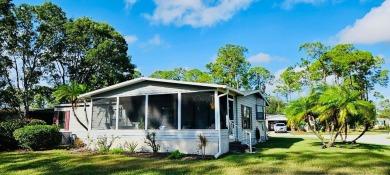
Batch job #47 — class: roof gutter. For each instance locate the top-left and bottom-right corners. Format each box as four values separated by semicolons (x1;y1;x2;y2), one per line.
214;89;229;159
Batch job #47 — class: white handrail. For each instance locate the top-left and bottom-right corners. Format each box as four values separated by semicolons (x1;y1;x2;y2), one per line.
228;120;252;153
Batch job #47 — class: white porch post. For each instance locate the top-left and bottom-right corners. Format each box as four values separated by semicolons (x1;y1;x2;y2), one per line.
115;96;119;130
88;98;93;131
214;90;220;130
178;93;181;130
145;95;148;130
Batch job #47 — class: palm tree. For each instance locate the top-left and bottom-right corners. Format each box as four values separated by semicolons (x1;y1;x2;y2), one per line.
53;81;89;131
315;85;376;147
285;87;326;147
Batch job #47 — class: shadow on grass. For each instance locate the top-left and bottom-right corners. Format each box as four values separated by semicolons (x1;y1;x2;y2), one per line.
310;141;390;151
257;137;304;149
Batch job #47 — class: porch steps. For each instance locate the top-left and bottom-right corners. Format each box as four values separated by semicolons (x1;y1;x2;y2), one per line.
229;141;256;153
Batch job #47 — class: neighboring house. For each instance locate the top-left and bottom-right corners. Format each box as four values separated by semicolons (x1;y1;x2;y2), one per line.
266;114;288;131
374;118;390;129
54;77;269;157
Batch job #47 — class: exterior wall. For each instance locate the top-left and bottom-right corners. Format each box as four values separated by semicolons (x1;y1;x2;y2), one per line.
55;104;90;132
68;129;228;155
94;81;213;98
236;94;267;144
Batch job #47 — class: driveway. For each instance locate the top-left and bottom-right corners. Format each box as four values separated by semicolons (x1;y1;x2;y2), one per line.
269;131;390;146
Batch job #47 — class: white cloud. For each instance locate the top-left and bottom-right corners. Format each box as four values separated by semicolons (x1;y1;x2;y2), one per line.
337;0;390;44
148;34;162;46
124;0;138;10
248;52;286;63
144;0;254;28
124;35;138;44
280;0;326;9
141;34;169;48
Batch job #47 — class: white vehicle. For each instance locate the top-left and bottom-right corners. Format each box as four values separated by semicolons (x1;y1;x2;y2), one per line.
274;123;287;133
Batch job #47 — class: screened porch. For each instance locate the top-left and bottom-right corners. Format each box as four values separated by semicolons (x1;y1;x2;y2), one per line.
89;91;230;131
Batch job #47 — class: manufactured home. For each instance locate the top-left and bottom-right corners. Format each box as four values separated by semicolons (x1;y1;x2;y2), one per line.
54;77;269;157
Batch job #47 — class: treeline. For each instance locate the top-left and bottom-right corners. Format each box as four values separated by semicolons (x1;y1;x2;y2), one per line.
0;1;137;117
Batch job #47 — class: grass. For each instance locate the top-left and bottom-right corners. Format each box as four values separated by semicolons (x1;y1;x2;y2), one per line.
0;137;389;175
291;130;390;135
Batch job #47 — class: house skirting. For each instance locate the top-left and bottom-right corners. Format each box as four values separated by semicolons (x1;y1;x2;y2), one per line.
66;129;229;155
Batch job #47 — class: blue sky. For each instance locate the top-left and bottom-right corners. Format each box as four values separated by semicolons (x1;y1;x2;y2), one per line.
15;0;390;99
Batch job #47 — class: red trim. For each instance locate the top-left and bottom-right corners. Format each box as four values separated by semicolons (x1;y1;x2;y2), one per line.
54;112;58;125
65;111;70;131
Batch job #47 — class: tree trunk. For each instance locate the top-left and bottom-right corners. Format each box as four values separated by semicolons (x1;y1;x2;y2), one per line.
343;123;348;142
72;103;88;131
307;116;325;147
349;123;369;144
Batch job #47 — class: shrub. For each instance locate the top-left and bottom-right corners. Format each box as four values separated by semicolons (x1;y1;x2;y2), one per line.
74;138;85;149
169;150;184;159
145;132;160;154
27;119;46;126
109;148;125;154
123;141;138;153
96;135;119;153
0;119;46;151
13;125;61;150
198;134;208;158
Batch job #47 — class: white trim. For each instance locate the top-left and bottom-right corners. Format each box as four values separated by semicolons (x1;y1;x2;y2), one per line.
115;96;119;130
78;77;244;99
178;93;182;130
243;90;270;106
88;98;93;131
145;95;148;130
214;90;219;131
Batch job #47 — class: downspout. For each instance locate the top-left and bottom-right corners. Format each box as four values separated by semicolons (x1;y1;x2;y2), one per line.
214;89;229;159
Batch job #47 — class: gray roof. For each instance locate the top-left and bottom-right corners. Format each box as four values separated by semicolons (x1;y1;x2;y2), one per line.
78;77;244;98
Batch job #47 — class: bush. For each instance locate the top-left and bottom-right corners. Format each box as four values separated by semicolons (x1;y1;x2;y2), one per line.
0;119;46;151
74;138;85;149
123;141;138;153
13;125;61;150
96;135;119;153
169;150;184;159
145;132;160;154
27;119;46;126
109;148;125;154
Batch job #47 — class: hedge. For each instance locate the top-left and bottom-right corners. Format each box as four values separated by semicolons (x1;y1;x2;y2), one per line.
0;119;46;151
13;125;61;150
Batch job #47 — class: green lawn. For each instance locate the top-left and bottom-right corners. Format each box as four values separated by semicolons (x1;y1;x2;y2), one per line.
1;137;389;175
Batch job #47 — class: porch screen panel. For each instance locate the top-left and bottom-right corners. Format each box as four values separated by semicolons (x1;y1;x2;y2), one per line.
118;96;145;130
181;92;215;129
219;95;228;129
148;94;178;130
91;97;117;130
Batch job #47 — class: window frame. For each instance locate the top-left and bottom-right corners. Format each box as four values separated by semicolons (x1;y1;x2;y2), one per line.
256;105;265;120
241;105;252;130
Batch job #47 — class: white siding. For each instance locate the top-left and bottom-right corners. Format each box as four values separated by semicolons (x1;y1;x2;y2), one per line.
55;105;90;132
236;94;266;144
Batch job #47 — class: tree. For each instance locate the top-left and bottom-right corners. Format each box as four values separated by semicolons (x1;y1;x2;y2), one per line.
314;85;376;146
274;67;302;101
206;44;250;89
1;2;66;117
266;96;286;115
53;81;89;131
58;17;136;88
247;66;274;93
149;68;186;80
285;88;326;147
377;99;390;119
299;42;330;85
183;69;212;83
